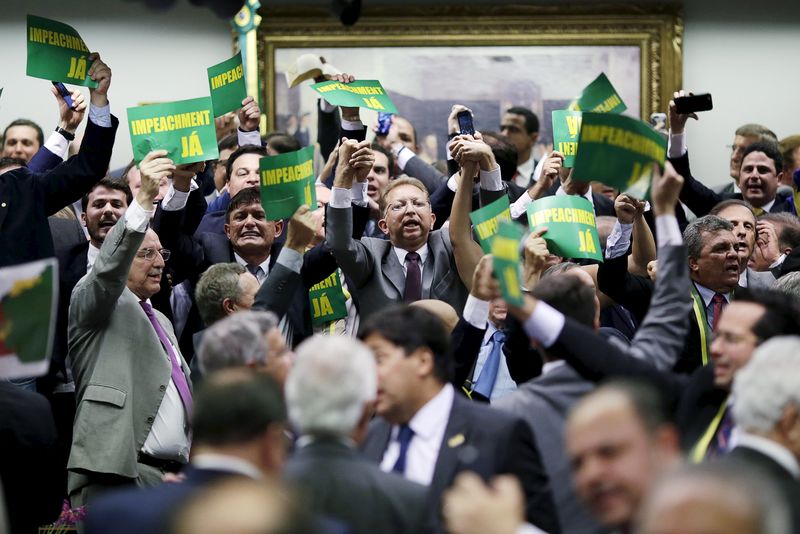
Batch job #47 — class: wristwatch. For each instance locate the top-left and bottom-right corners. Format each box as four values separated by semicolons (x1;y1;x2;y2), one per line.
55;126;75;141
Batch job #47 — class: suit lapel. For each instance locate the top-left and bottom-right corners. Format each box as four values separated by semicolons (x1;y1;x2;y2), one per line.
381;245;405;297
429;395;470;499
361;418;393;462
421;244;434;299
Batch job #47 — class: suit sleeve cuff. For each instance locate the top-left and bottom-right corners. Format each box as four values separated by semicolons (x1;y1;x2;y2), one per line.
667;131;687;158
479;165;503;191
656;215;682;247
330;187;352;208
523;301;565;348
462;294;489;329
276;247;303;274
125;199;153;232
88;104;112;128
238;128;261;147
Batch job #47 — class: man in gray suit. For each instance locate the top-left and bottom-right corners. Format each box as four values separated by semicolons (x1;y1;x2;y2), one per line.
68;150;192;507
284;335;432;534
493;162;691;533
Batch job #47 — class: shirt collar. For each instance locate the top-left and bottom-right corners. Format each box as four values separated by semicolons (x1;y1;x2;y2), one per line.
542;360;567;375
760;198;776;213
482;323;499;345
555;185;595;208
234;253;270;275
405;383;454;441
191;453;263;479
393;243;430;268
737;432;800;478
87;242;101;271
694;282;732;308
514;153;536;186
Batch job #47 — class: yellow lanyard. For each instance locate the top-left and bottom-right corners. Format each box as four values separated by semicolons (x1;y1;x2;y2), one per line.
689;286;711;366
689;397;729;463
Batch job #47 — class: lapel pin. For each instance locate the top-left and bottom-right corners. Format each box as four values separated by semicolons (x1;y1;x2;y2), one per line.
448;433;465;448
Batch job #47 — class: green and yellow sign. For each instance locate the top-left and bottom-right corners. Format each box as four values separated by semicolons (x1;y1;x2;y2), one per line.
207;52;247;117
26;15;97;87
310;80;398;114
127;97;219;165
259;145;316;221
551;110;583;167
470;196;512;254
568;73;626;114
491;221;525;306
571;112;667;199
308;270;348;327
527;196;603;262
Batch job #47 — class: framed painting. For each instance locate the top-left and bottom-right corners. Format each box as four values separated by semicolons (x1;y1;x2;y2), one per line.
257;5;682;162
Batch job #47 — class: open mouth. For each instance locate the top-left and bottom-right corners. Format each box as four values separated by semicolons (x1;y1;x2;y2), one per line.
240;230;262;239
725;263;740;275
99;219;116;229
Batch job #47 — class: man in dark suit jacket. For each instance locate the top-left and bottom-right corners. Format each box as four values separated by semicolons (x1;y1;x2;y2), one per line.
0;52;116;267
284;335;432;534
85;370;288;534
358;305;560;533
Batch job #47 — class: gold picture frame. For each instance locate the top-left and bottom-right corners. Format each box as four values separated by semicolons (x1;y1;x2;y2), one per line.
257;5;682;153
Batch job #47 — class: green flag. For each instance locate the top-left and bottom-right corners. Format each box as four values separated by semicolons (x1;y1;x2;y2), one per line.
0;259;58;379
551;110;583;167
127;97;219;165
207;52;247;117
308;270;348;327
310;80;398;114
260;145;316;221
491;221;525;306
469;196;512;254
526;196;603;262
568;73;626;114
26;15;97;88
571;112;667;199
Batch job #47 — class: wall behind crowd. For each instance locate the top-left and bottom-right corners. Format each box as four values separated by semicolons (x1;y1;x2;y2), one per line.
1;0;798;182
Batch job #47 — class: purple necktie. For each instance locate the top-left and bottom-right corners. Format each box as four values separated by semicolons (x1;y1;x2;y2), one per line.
403;251;422;303
139;300;193;416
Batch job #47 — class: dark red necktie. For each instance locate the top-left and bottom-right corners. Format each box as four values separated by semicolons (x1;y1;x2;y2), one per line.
403;251;422;303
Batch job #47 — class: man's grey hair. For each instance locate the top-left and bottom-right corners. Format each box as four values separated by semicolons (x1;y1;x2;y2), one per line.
733;336;800;434
285;335;376;437
195;263;248;326
683;215;734;259
197;310;280;374
773;272;800;302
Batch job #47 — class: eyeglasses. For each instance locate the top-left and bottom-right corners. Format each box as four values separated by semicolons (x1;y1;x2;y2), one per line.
136;248;171;261
388;199;430;212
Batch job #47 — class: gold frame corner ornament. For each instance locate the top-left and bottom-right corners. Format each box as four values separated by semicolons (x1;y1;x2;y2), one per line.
256;5;683;132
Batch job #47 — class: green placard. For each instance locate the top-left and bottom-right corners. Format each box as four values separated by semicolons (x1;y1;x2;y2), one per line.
26;15;97;88
0;259;58;379
526;196;603;262
571;112;667;199
259;145;316;221
127;97;219;165
310;80;398;114
207;52;247;117
308;270;348;326
568;73;626;114
491;221;525;306
469;196;512;254
552;110;583;167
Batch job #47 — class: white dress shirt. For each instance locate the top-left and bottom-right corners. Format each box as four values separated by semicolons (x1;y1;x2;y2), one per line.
191;453;262;479
737;432;800;478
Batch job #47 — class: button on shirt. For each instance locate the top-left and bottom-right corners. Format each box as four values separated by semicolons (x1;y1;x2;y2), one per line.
379;383;455;486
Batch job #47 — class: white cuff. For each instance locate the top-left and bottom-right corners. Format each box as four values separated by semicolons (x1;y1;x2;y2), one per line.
276;247;304;274
462;294;490;329
319;99;337;113
395;146;415;170
43;131;69;160
517;522;548;534
447;173;459;192
667;131;687;158
655;215;683;247
125;199;153;232
510;190;534;220
330;187;352;208
350;181;369;207
605;221;633;260
88;104;111;128
161;179;199;212
340;118;364;132
479;165;503;191
532;155;547;183
237;128;261;147
522;301;565;349
769;254;786;269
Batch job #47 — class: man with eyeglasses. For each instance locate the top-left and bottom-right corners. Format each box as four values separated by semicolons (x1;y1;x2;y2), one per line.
68;150;194;508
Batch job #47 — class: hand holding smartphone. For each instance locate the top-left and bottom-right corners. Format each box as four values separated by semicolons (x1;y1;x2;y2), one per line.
457;110;475;136
674;93;713;114
52;81;76;110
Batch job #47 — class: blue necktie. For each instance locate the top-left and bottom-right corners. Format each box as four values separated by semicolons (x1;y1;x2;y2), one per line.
391;424;414;474
473;330;506;398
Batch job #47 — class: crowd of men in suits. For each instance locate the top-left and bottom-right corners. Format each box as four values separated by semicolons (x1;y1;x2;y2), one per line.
3;49;800;534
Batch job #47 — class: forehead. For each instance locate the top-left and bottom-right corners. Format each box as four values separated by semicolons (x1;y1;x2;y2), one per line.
700;229;736;248
139;230;162;250
385;183;427;202
231;152;262;171
393;117;414;135
4;125;39;141
741;151;776;171
363;332;399;352
88;185;128;204
717;302;764;333
716;205;754;224
567;393;644;448
372;150;389;168
562;267;595;289
733;134;758;147
230;201;265;217
501;113;526;127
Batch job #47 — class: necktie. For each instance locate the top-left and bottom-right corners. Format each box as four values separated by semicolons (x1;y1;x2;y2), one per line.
473;330;507;398
403;251;422;303
392;424;415;474
139;301;193;415
753;207;765;216
246;264;262;280
708;293;726;330
708;407;735;457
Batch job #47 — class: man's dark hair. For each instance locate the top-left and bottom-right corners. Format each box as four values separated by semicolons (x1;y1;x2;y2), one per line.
218;132;239;153
481;131;519;181
760;212;800;251
742;141;783;174
600;379;674;431
532;274;596;328
225;144;267;184
709;198;755;219
225;187;262;223
358;305;452;383
734;287;800;341
683;215;734;259
192;370;286;446
506;106;540;134
0;157;27;172
2;119;44;147
264;131;301;154
121;159;137;183
80;177;133;212
370;142;395;178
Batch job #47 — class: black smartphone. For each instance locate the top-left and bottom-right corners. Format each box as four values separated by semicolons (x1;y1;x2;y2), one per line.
376;112;393;136
674;93;713;114
52;81;76;110
457;110;475;136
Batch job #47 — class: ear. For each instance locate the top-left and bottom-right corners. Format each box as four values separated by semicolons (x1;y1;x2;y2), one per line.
80;211;87;227
429;212;436;230
378;218;390;235
530;132;540;144
412;347;435;379
224;222;232;240
778;402;800;440
687;256;699;274
273;219;284;238
654;425;681;457
222;297;237;316
776;170;786;185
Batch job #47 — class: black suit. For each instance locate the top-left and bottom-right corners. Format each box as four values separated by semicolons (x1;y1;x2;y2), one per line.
360;391;560;533
285;437;432;534
0;116;118;267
